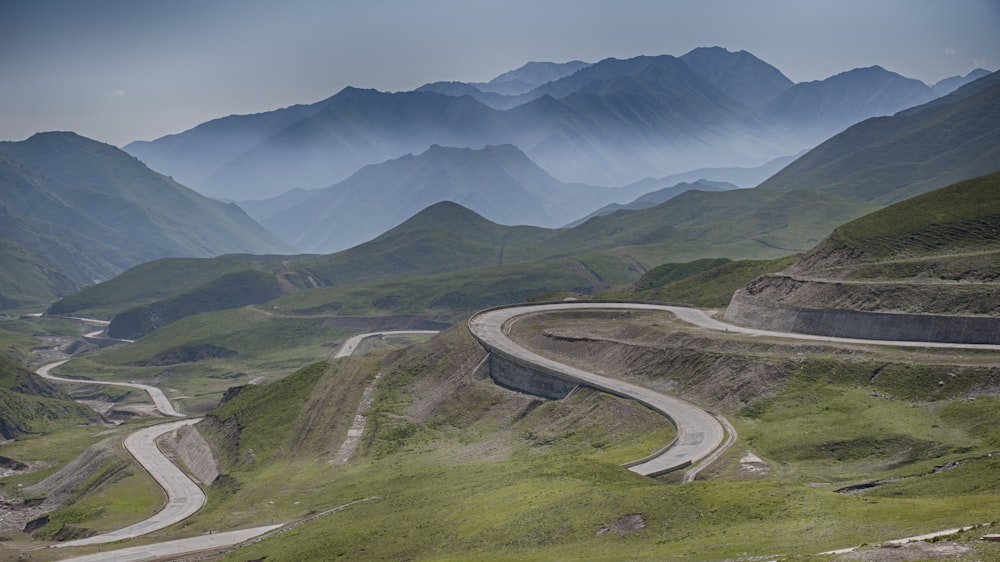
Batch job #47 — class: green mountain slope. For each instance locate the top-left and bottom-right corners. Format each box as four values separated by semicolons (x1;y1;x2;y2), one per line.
52;202;565;337
48;75;1000;333
0;355;99;439
758;71;1000;204
0;132;294;309
728;172;1000;321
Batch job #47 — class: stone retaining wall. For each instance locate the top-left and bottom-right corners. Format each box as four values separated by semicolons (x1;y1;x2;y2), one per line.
725;290;1000;344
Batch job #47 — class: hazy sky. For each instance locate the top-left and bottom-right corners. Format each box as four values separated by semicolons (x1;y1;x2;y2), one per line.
2;0;998;147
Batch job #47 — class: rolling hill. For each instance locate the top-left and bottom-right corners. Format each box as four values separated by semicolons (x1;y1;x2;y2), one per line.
261;144;615;253
0;355;99;440
0;133;294;309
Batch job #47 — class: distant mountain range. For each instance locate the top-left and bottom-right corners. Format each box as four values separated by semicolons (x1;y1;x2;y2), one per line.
125;47;988;202
0;132;293;307
56;72;1000;334
256;144;625;253
563;179;738;228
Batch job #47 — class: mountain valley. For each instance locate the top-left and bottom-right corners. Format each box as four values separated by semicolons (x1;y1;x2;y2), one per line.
1;42;999;562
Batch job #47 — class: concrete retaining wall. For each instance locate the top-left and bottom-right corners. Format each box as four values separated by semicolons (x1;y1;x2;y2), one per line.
487;352;578;400
725;290;1000;344
166;425;220;485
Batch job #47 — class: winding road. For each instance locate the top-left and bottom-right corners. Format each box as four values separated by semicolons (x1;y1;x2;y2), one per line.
39;330;435;561
469;301;1000;479
34;359;203;550
35;304;996;559
54;418;207;548
470;303;730;478
37;360;183;418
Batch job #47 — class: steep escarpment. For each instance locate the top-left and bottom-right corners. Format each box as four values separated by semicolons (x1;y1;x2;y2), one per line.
724;172;1000;342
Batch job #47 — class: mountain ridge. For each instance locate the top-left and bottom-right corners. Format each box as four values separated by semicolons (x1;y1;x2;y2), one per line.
261;143;613;253
0;132;293;308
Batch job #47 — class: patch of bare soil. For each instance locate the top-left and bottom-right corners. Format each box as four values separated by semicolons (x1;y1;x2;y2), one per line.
738;451;770;478
836;541;971;561
594;513;646;536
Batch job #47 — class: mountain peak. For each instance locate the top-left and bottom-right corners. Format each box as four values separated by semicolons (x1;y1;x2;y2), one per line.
680;46;793;108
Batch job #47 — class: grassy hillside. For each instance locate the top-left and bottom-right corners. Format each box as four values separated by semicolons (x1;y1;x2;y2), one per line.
616;255;798;308
132;309;1000;561
0;132;293;309
731;172;1000;318
107;269;287;340
0;355;99;439
792;171;1000;274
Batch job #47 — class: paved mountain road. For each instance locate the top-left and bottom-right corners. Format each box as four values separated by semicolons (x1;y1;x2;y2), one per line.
469;301;1000;478
42;330;435;561
53;419;207;549
37;360;183;418
470;303;731;478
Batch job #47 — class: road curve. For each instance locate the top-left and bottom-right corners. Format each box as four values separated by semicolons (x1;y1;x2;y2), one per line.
469;303;729;477
333;330;440;359
34;359;204;549
40;330;436;559
37;359;183;418
54;418;208;548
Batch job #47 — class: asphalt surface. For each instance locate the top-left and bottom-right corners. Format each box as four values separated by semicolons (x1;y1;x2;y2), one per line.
333;330;440;358
56;524;284;562
469;303;730;477
37;360;183;417
468;301;1000;478
53;418;207;548
37;330;437;560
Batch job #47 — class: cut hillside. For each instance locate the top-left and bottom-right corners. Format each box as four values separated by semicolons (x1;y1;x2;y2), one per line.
725;172;1000;342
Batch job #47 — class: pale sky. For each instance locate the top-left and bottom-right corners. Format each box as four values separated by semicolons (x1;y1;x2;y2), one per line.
2;0;998;147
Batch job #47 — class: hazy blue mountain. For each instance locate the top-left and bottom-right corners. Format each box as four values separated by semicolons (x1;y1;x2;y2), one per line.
414;81;526;110
205;88;515;200
626;152;804;191
125;100;328;191
564;179;739;227
126;54;797;198
931;68;991;96
0;132;293;308
480;60;592;94
502;54;794;184
762;65;938;146
263;144;615;253
758;71;1000;204
236;187;319;224
680;46;794;108
123;51;951;202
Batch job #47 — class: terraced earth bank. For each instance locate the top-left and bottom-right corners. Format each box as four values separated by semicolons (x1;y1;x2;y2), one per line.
725;172;1000;343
